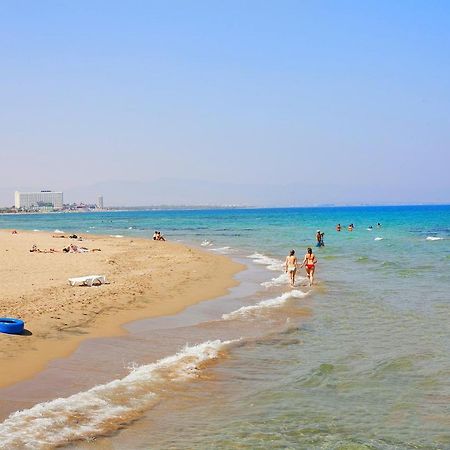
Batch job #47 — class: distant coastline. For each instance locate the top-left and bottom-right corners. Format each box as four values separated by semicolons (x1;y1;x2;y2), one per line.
1;202;449;216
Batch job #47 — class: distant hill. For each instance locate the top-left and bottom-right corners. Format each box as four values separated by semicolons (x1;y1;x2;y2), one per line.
1;179;448;208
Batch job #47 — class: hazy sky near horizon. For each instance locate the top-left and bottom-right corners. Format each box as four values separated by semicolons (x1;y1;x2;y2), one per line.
1;1;449;205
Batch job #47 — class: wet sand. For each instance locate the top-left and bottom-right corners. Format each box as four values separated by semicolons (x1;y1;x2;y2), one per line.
0;229;243;388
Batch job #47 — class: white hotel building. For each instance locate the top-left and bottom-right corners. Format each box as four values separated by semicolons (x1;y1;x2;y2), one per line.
15;190;64;210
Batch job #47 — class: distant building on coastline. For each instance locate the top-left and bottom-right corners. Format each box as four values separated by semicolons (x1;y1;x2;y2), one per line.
14;190;64;210
97;195;104;209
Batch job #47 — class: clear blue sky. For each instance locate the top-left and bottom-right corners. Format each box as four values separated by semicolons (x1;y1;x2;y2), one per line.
1;1;449;205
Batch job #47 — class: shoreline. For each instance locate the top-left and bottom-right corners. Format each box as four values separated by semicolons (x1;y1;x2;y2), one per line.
0;229;244;389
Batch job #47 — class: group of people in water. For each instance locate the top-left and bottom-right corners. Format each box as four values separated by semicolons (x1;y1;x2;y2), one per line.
336;222;381;232
286;222;382;287
336;223;355;231
285;248;317;288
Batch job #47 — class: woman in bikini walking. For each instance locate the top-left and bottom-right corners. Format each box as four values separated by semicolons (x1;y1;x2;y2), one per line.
301;247;317;286
285;249;298;287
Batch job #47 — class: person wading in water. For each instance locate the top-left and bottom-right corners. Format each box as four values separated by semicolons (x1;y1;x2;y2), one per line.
300;247;317;286
285;249;298;288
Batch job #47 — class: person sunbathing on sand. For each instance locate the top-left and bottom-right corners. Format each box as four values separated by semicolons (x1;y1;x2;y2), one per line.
71;244;89;253
63;244;81;253
62;244;100;253
30;245;59;253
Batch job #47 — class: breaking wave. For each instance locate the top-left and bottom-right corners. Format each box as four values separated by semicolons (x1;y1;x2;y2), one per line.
0;340;237;449
247;252;284;271
222;290;309;320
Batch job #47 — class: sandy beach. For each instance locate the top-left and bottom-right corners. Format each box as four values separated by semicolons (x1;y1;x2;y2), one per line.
0;229;243;388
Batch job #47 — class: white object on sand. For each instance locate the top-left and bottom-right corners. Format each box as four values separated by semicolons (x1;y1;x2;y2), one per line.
68;275;108;287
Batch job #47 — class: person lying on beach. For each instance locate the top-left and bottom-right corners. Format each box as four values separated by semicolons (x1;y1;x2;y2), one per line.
300;247;317;286
52;234;66;238
11;230;18;234
285;249;298;287
30;245;59;253
62;244;101;253
70;244;87;253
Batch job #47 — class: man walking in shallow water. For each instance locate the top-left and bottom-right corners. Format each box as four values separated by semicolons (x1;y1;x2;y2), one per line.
285;249;298;287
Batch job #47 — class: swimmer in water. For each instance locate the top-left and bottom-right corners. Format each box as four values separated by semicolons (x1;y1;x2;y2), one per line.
316;230;325;247
336;224;341;232
300;247;317;286
285;249;298;287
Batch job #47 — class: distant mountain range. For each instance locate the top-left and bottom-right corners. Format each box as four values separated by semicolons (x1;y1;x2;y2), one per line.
1;178;448;208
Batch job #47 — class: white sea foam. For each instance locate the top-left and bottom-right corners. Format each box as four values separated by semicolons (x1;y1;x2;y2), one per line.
33;229;40;232
374;237;384;241
248;252;284;271
0;340;237;449
261;273;290;287
426;236;443;241
261;273;308;288
211;246;232;253
110;234;124;238
222;290;309;320
200;240;213;247
54;229;64;233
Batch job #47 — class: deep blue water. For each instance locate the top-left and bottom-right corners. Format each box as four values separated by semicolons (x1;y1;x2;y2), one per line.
0;205;449;449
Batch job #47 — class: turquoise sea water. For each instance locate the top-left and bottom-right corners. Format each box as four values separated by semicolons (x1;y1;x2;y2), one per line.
0;206;449;449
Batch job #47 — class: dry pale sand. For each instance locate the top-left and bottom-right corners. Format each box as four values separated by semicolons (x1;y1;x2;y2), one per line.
0;229;243;388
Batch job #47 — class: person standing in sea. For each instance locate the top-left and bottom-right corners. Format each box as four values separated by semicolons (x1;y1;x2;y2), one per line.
285;249;298;287
316;230;322;246
300;247;317;286
316;230;325;247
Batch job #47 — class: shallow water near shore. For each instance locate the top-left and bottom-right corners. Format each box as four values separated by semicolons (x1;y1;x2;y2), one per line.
0;205;449;449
